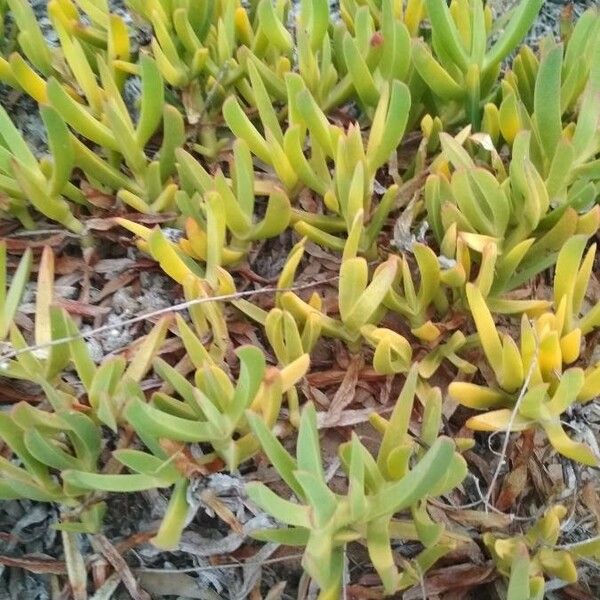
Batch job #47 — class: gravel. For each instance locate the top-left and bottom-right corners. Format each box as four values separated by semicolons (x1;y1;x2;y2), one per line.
490;0;598;47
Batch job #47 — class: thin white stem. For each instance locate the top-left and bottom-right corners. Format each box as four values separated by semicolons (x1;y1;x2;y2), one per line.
0;278;338;363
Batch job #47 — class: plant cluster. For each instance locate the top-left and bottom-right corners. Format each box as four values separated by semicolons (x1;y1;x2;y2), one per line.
1;0;600;598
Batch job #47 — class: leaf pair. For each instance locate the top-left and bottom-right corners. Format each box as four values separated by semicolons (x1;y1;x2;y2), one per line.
429;131;600;297
146;0;210;88
383;242;460;341
338;1;412;114
225;67;410;251
498;26;600;199
451;275;600;464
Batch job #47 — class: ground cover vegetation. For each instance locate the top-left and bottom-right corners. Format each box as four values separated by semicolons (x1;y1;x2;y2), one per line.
0;0;599;598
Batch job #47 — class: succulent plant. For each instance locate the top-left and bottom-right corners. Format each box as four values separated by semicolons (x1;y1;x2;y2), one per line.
426;131;600;302
1;0;130;102
449;238;600;465
247;368;467;597
485;505;600;599
413;0;543;128
0;401;105;532
279;212;400;348
0;105;86;230
1;0;600;593
497;42;600;204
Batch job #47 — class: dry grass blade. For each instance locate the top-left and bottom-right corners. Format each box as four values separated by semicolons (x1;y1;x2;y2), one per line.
91;535;151;600
62;530;88;600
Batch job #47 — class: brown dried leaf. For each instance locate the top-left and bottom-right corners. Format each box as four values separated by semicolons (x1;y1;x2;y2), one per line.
494;464;528;512
199;489;244;535
320;356;362;427
581;482;600;528
317;407;385;429
346;585;384;599
54;299;111;318
0;554;68;574
402;563;496;600
5;234;66;251
0;379;42;404
561;584;597;600
446;509;512;530
307;368;385;388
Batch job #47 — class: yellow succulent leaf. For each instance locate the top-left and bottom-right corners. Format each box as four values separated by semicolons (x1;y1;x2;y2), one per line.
147;228;197;285
499;93;522;144
577;363;600;403
117;190;151;213
280;292;349;341
537;549;578;584
466;283;503;381
265;308;287;363
466;410;533;432
494;538;520;563
234;7;253;45
362;325;412;374
410;321;441;342
338;257;368;323
526;504;566;546
342;256;397;332
308;293;322;311
405;0;425;35
538;331;562;382
115;218;153;240
439;262;466;288
9;53;47;103
0;56;18;88
560;329;581;364
575;205;600;236
474;243;498;298
213;267;236;295
279;354;310;392
500;335;524;392
448;382;512;410
455;438;476;451
458;231;499;253
481;103;500;145
542;420;598;465
109;13;130;60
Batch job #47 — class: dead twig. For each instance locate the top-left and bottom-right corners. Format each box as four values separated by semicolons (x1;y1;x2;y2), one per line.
0;554;68;574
